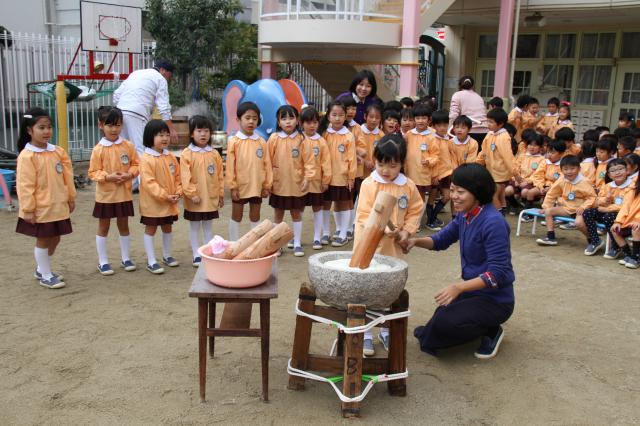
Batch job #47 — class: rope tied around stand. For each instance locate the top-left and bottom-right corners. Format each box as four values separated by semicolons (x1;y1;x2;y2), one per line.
287;359;409;403
289;298;410;403
294;298;411;334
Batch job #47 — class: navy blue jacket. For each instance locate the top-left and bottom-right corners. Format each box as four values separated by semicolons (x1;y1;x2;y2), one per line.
431;204;515;304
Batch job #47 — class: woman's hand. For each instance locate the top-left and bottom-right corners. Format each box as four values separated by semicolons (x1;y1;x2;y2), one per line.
399;237;416;254
434;283;462;306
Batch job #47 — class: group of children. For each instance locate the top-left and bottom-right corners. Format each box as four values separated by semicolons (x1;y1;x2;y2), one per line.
493;95;640;269
14;90;640;290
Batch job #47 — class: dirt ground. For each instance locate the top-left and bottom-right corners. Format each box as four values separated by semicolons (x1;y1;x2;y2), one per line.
1;182;639;425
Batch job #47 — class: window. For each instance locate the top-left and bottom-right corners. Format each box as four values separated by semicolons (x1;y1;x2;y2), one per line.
576;65;612;105
480;70;495;98
545;34;576;59
580;33;615;59
543;65;574;100
516;35;540;58
479;35;497;58
621;72;640;104
621;33;640;58
512;71;531;96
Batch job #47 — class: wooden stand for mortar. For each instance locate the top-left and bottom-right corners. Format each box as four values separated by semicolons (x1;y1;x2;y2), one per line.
288;283;408;418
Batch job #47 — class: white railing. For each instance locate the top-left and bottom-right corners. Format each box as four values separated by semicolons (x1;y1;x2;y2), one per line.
0;31;154;157
260;0;401;21
283;63;332;111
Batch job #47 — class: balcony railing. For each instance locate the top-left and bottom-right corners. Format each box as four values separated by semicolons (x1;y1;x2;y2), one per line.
260;0;402;22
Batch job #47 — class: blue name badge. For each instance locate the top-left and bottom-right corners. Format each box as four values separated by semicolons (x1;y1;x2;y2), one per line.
567;191;576;201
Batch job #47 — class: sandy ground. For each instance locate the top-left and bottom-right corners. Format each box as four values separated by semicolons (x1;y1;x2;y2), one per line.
1;182;639;425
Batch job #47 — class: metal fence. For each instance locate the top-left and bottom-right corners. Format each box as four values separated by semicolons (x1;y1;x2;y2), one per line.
282;63;332;111
0;31;155;157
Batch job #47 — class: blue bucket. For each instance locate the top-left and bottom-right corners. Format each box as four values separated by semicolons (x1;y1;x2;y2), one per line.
0;169;16;194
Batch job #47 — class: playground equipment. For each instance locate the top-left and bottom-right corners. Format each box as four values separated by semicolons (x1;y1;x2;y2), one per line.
222;79;308;140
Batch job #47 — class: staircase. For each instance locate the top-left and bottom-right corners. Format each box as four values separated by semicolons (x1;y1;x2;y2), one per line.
258;0;456;99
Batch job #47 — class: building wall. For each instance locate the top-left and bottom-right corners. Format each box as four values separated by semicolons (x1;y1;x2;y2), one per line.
444;24;640;133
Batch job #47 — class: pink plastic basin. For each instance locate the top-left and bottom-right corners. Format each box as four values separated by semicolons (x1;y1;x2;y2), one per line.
198;245;277;288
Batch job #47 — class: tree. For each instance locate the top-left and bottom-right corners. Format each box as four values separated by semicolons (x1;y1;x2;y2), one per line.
145;0;258;104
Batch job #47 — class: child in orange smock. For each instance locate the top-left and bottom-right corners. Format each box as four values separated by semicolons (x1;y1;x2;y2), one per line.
16;108;76;289
300;107;332;248
595;138;617;192
354;133;424;355
477;108;515;213
139;120;182;274
548;104;575;140
88;106;139;276
341;96;366;240
225;102;273;240
268;105;314;257
425;110;454;230
536;156;596;246
536;97;560;136
320;101;356;247
611;177;640;268
180;116;224;267
525;139;566;206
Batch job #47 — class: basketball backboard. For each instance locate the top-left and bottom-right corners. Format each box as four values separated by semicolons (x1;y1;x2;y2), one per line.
80;1;142;54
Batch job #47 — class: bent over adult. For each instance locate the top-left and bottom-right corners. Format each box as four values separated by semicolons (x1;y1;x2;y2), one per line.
449;76;489;144
338;70;383;124
400;163;515;359
113;59;178;154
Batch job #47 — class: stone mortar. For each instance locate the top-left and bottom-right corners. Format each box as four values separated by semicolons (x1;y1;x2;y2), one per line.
307;251;408;310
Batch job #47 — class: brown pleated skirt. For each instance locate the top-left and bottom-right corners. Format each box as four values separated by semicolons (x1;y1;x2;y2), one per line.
92;201;135;218
140;215;178;226
305;192;325;207
232;197;262;205
269;194;306;210
184;210;219;221
16;218;72;238
324;185;352;202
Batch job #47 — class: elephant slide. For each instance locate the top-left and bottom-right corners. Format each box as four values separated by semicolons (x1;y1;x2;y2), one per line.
222;79;307;140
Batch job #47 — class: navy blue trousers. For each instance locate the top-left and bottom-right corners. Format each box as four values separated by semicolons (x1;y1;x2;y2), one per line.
415;295;514;355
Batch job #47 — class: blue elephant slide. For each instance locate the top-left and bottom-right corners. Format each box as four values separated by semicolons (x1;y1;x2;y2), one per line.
222;79;308;140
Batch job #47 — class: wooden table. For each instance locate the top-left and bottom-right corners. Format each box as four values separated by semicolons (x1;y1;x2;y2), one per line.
188;265;278;402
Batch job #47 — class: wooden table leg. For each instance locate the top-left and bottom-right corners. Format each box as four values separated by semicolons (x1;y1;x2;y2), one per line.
198;298;208;402
388;290;408;397
288;283;316;391
208;301;216;358
342;303;365;418
260;300;270;402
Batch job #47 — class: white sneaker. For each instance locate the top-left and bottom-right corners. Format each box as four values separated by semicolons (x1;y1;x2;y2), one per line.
363;338;375;357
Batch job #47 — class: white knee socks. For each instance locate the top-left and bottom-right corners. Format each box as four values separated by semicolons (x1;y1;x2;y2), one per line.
189;221;201;258
202;220;213;244
143;234;157;265
313;211;323;242
229;220;240;241
162;232;172;259
250;220;259;229
293;221;302;247
96;235;108;266
34;247;52;280
333;211;340;234
119;235;131;262
338;211;350;239
322;210;331;238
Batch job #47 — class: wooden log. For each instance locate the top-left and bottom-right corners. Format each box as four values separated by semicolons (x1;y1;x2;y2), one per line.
342;303;366;418
349;191;397;269
216;219;273;259
234;222;293;260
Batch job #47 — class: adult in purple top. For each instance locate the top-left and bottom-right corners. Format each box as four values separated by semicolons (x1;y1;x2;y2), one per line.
400;163;515;359
338;70;383;125
449;76;489;144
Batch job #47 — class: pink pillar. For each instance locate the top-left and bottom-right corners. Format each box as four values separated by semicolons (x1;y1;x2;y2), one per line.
261;62;277;79
493;0;516;98
399;0;421;97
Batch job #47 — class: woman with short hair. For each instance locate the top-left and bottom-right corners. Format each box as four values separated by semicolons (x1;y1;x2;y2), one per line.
338;70;383;125
400;163;515;359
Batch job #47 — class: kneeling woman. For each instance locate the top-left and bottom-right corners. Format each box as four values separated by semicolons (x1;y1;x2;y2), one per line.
400;163;515;359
